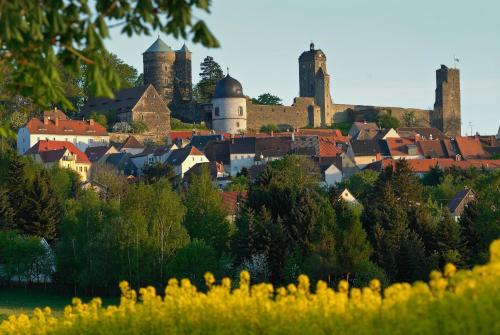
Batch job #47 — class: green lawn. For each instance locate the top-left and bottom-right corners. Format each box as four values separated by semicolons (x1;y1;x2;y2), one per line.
0;288;118;322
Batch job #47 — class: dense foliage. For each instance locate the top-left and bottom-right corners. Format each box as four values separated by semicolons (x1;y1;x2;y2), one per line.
1;240;500;334
252;93;283;105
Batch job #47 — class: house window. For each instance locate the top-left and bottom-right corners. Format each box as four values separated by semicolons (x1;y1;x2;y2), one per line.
214;107;220;117
84;167;88;172
238;106;243;116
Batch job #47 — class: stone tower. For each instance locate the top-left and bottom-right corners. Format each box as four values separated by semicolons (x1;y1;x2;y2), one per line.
298;42;334;125
432;65;461;136
143;38;193;118
173;43;192;110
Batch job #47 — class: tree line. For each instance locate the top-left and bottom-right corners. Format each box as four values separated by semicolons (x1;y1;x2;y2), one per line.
1;147;499;294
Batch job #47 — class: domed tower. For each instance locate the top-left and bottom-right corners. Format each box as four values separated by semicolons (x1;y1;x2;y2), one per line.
143;37;176;105
211;75;247;134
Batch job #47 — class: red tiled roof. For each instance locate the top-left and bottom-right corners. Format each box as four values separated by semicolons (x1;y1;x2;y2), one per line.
189;146;205;156
26;140;90;163
319;136;344;157
220;191;248;215
298;129;343;137
169;130;211;141
386;137;422;157
455;136;490;159
418;140;450;158
373;158;500;173
26;117;108;136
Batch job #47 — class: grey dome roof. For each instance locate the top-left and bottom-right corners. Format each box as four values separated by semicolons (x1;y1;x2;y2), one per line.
213;75;244;99
144;38;173;53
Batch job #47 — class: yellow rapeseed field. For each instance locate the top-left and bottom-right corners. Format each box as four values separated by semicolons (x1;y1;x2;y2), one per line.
2;240;500;335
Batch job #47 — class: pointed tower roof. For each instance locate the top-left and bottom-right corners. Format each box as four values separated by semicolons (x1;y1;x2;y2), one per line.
177;43;190;53
144;37;173;53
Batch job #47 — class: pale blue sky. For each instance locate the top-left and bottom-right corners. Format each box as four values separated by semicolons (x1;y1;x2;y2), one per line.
105;0;500;135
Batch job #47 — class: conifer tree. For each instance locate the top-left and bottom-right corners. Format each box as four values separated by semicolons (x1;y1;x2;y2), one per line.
20;169;63;241
458;200;480;266
397;231;429;282
436;208;462;267
194;56;224;103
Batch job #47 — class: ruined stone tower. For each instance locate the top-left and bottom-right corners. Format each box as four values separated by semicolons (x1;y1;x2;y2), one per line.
432;65;461;136
299;42;334;126
143;38;192;118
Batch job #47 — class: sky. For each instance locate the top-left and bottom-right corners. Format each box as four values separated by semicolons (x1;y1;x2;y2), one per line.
105;0;500;135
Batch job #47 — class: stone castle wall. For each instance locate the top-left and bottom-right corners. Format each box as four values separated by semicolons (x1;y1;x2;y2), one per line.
246;97;321;130
131;86;171;138
330;103;431;127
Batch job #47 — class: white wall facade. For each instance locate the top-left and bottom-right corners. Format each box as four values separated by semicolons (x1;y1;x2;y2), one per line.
324;164;342;186
179;154;209;177
17;127;109;154
212;97;247;134
229;153;255;176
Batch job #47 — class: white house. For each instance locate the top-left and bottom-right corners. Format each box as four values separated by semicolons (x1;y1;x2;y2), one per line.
154;144;178;163
229;137;256;176
339;188;359;205
130;147;157;176
166;146;209;178
17;112;109;154
119;135;145;155
323;164;343;186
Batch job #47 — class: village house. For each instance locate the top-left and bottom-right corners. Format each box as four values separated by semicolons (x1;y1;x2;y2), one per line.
448;188;476;221
17;110;109;154
85;145;119;163
347;139;389;168
166;146;209;178
103;152;138;176
83;84;171;139
119;135;145;155
25;140;91;181
385;137;424;160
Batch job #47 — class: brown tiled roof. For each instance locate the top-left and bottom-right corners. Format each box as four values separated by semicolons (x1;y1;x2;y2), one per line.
366;158;500;173
85;146;114;162
43;108;68;120
386;137;422;157
26;117;108;136
26;140;90;163
121;135;143;149
220;191;248;215
418;140;450;158
455;136;490;159
83;85;149;115
38;149;67;163
448;189;475;214
397;127;446;140
255;137;291;160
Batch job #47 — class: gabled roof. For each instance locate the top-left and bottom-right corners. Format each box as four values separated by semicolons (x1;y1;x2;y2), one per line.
418;140;450;158
319;137;344;157
204;140;230;165
121;136;144;149
130;146;157;158
220;191;248;216
183;161;224;182
448;189;475;214
255;137;291;160
82;85;169;116
85;146;116;162
38;149;68;163
43;108;68;120
455;136;490;159
350;139;389;156
386;137;422;157
26;140;90;163
26;117;108;136
144;38;173;53
230;137;256;154
365;158;500;173
154;144;177;157
166;146;205;166
190;134;224;151
105;152;131;167
397;127;446;140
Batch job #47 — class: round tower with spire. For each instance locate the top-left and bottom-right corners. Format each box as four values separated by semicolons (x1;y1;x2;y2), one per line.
143;37;176;104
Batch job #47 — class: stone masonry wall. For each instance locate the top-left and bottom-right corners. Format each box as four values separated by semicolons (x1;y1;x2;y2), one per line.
246;97;321;130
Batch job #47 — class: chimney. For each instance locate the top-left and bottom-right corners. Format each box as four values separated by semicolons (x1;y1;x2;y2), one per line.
43;116;49;125
429;133;433;141
270;131;274;137
89;119;95;126
375;152;382;161
55;117;59;126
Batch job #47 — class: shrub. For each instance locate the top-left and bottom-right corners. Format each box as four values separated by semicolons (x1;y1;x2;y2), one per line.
130;121;149;134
